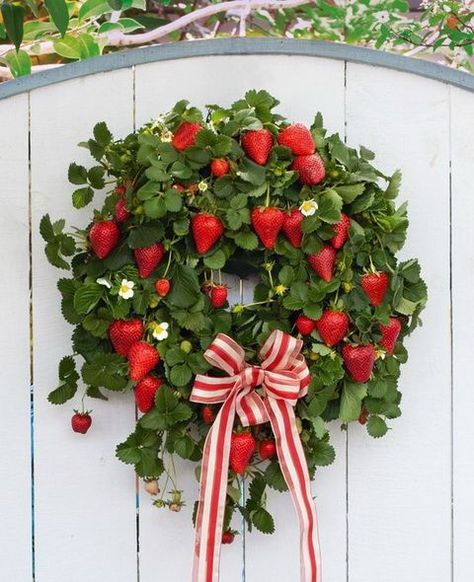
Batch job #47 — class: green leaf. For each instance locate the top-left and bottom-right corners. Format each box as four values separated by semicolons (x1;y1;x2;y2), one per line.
1;3;24;51
385;169;402;199
128;225;164;248
72;186;94;209
318;189;343;224
4;49;31;78
335;183;365;204
76;33;100;60
73;283;103;314
93;121;113;147
68;163;88;185
167;265;201;308
45;0;69;36
48;382;77;405
237;158;266;185
264;462;288;492
81;352;127;391
367;415;389;438
234;231;258;251
39;214;55;243
53;35;82;59
169;363;192;387
312;440;335;466
141;386;193;430
88;166;105;189
174;435;196;459
164;189;182;212
79;0;112;21
339;382;367;421
203;249;226;270
144;197;167;219
252;508;275;534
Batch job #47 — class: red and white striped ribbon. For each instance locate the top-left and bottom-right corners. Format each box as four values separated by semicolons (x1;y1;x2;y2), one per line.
190;330;321;582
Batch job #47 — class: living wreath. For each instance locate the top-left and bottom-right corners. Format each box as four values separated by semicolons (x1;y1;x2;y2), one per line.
40;90;427;578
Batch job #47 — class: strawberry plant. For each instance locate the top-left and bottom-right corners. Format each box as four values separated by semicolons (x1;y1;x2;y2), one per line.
41;89;427;543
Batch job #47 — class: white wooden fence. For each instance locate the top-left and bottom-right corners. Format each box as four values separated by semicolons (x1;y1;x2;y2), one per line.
1;39;473;582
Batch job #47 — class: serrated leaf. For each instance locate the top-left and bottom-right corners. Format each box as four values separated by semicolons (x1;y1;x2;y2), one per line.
93;121;112;147
252;508;275;534
39;214;55;243
48;382;76;405
169;363;192;387
128;225;164;248
318;189;343;224
234;231;258;251
68;163;88;185
167;265;200;309
385;169;402;199
339;382;367;421
73;283;103;314
335;183;365;204
203;249;226;269
72;186;94;209
81;352;127;390
367;415;389;438
264;462;288;492
312;441;335;466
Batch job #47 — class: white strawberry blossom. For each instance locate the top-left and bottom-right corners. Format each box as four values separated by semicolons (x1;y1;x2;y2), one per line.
198;181;208;192
118;279;135;300
96;277;112;289
299;199;318;216
152;321;169;341
161;129;173;142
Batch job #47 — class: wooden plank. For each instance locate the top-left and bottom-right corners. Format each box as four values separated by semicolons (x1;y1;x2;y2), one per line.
30;71;138;582
451;85;474;581
346;64;451;582
0;94;32;580
135;54;347;582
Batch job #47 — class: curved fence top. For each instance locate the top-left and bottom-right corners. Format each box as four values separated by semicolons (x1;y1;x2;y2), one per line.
1;38;474;101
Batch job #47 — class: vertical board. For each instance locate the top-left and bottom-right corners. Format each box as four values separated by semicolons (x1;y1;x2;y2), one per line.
345;64;451;582
0;94;32;580
135;54;347;582
30;71;138;582
451;85;474;582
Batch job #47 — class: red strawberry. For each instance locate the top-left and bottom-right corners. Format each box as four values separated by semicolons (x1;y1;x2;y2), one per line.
361;272;389;306
251;207;284;249
89;220;120;259
210;285;228;308
115;185;126;197
210;158;230;177
292;154;326;185
258;439;276;460
296;314;316;336
71;412;92;434
342;344;376;383
134;376;162;413
277;124;315;156
307;246;337;282
109;319;144;357
358;407;369;425
282;209;304;248
201;406;215;425
331;213;351;249
222;531;235;545
114;198;130;223
128;341;160;382
379;317;401;354
315;310;349;347
171;121;202;151
134;242;165;278
241;129;273;165
191;213;225;255
229;432;256;475
155;278;170;297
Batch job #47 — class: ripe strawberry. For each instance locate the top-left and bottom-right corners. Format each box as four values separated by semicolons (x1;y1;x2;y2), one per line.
109;319;144;357
171;121;202;151
315;310;349;347
251;207;284;249
114;198;130;223
241;129;273;165
358;407;369;425
292;154;326;185
296;314;316;336
331;213;351;249
361;272;390;306
282;209;304;248
210;158;230;177
128;341;160;382
191;213;225;255
277;123;315;156
342;344;376;383
155;278;170;297
446;14;458;29
229;432;256;475
379;317;402;354
307;246;337;282
210;285;228;308
222;531;235;545
259;439;276;460
134;242;165;278
134;375;162;413
71;412;92;434
115;185;126;197
89;220;120;259
201;405;215;425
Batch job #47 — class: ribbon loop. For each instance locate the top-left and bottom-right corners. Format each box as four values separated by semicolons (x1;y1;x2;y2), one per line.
190;330;321;582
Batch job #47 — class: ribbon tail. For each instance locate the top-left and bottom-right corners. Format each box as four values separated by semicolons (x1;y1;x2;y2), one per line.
265;398;322;582
193;391;237;582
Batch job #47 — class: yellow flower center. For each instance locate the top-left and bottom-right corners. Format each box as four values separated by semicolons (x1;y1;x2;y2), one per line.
301;201;315;212
120;284;130;294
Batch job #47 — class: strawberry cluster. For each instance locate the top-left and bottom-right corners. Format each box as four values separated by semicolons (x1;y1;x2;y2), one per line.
41;91;426;535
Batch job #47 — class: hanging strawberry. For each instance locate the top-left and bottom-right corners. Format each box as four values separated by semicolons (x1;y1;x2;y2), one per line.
315;310;349;346
134;243;165;278
342;344;376;383
210;158;230;177
209;284;228;308
296;314;316;336
361;271;390;306
277;123;315;155
241;129;273;165
229;432;256;475
89;220;120;259
307;246;337;282
292;153;326;185
172;121;202;151
155;278;171;297
71;412;92;434
330;213;351;249
379;317;402;353
128;341;160;382
282;209;304;248
134;376;162;413
251;207;284;249
191;213;225;254
109;319;144;357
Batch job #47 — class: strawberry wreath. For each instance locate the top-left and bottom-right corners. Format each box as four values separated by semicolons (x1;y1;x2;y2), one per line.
41;90;427;582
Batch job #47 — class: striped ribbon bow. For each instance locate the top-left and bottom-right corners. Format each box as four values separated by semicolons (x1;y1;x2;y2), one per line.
190;330;321;582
